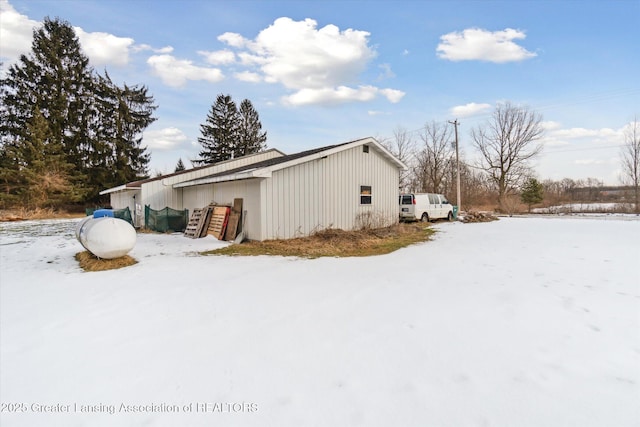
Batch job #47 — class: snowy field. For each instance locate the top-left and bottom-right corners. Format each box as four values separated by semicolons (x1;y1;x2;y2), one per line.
532;202;629;214
1;216;639;427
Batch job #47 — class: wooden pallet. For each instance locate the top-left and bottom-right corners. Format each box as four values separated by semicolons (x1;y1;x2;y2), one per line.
184;206;214;239
223;198;243;241
207;206;230;240
198;206;213;238
184;208;205;238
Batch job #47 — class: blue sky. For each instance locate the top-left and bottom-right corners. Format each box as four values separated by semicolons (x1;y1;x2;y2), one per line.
1;0;638;185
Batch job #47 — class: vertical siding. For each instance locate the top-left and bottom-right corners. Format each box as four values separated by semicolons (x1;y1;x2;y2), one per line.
109;190;139;211
210;180;261;241
182;179;262;241
109;189;142;226
262;158;325;240
137;150;283;210
262;144;399;240
182;185;215;211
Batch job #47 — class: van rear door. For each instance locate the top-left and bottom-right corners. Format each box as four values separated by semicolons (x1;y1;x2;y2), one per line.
399;194;415;219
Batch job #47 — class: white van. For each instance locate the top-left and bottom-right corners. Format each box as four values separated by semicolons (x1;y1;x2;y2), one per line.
399;193;454;222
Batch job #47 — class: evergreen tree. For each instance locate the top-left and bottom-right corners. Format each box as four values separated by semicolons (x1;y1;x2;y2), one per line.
521;177;544;212
93;72;155;196
1;18;94;206
2;18;94;170
22;107;81;208
195;94;267;164
0;18;156;207
174;158;186;172
196;94;239;164
236;99;267;158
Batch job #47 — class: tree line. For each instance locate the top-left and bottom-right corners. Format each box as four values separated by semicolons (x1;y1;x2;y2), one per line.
383;105;640;213
0;18;156;209
1;18;636;215
0;17;268;210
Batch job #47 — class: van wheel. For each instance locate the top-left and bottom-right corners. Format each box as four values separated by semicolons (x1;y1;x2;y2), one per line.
421;213;429;222
447;211;453;221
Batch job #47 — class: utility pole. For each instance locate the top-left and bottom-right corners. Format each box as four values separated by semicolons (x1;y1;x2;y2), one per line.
448;119;461;212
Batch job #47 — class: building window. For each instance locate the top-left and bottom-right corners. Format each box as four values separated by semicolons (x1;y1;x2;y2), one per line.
363;145;369;153
360;185;372;205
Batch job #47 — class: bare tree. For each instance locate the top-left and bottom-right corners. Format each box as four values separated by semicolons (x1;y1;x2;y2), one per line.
471;102;544;210
380;126;415;191
620;117;640;213
415;121;454;193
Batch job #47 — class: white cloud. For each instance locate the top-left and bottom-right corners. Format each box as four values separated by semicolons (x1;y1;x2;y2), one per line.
144;127;190;151
233;71;262;83
198;49;235;65
541;120;562;131
282;85;404;107
437;28;537;63
74;27;134;67
283;86;377;106
218;17;401;106
552;127;619;140
132;44;173;54
237;52;266;66
0;0;39;63
541;123;624;148
379;88;405;103
255;18;375;89
450;102;492;117
218;32;248;48
0;1;154;69
147;54;224;87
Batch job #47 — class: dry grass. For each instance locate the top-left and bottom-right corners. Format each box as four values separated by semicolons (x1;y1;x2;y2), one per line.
205;223;435;258
0;208;84;222
75;251;138;272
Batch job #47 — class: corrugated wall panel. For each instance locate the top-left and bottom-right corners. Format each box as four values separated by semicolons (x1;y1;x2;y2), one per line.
212;180;261;240
182;185;215;211
262;144;399;240
138;150;283;210
181;179;262;240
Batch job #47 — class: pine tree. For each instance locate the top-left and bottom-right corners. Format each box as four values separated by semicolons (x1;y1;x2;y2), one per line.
195;94;267;164
1;18;94;206
174;158;186;172
236;99;267;158
93;72;155;194
22;107;80;208
521;177;544;212
195;94;239;165
0;18;156;207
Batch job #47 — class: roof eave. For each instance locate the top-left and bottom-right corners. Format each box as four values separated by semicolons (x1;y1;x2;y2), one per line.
173;171;258;188
99;185;142;195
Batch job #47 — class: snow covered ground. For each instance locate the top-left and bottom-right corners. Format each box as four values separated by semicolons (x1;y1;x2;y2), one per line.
1;216;639;427
532;202;628;213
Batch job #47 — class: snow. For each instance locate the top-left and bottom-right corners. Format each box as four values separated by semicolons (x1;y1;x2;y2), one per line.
532;202;626;213
1;216;639;427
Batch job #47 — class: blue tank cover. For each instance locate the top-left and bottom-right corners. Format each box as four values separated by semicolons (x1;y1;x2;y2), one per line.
93;209;114;218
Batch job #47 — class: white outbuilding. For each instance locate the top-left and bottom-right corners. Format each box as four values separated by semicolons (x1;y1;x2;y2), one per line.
101;137;407;241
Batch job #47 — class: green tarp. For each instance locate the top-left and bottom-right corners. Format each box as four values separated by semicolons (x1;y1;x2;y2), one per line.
144;205;189;233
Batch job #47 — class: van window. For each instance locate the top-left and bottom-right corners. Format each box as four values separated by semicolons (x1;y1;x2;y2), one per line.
441;197;450;204
400;195;413;205
428;194;438;204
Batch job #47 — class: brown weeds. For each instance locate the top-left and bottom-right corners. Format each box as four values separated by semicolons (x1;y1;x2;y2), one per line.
206;223;433;258
75;251;138;272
